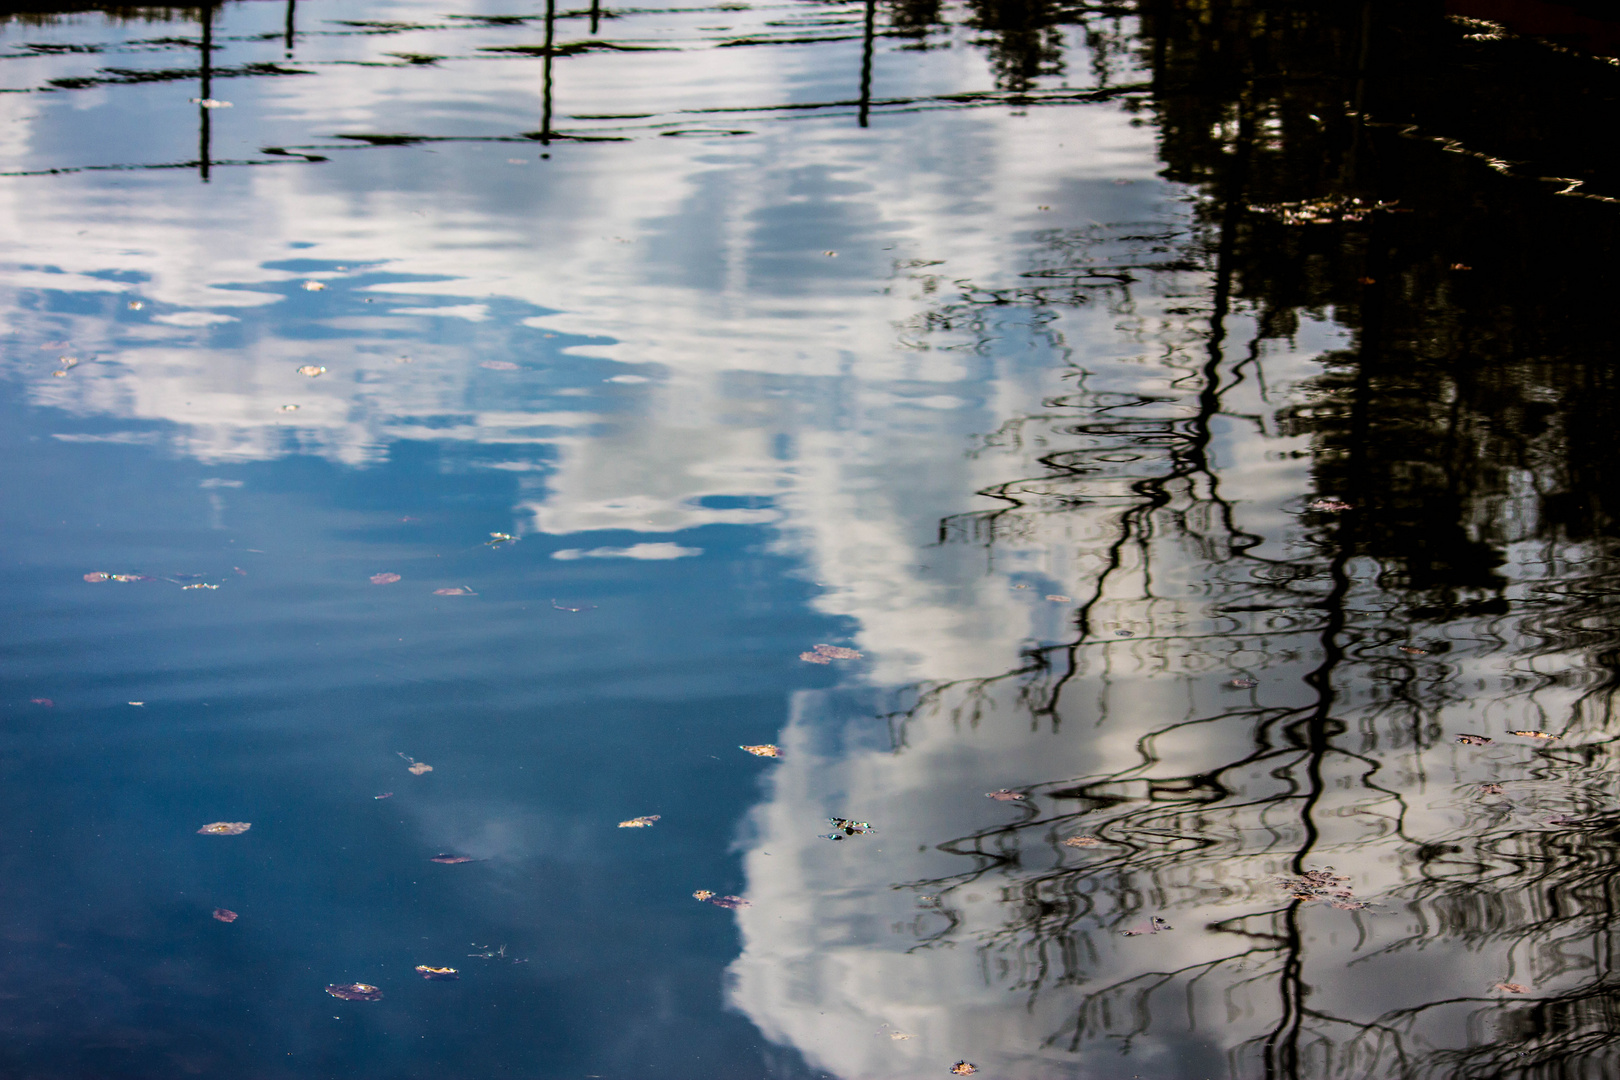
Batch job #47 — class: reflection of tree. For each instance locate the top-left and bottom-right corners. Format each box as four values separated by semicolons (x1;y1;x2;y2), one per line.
868;4;1620;1078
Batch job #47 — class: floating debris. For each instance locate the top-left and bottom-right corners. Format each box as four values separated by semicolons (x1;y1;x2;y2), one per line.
1398;645;1429;656
435;587;476;596
296;365;326;377
1480;783;1505;795
279;404;300;412
374;792;393;800
985;789;1025;802
1228;677;1259;689
486;533;516;546
890;1032;914;1040
301;281;326;291
1277;868;1367;908
1045;594;1071;602
1456;734;1493;746
1248;195;1397;226
198;822;251;835
30;697;53;707
1114;629;1134;637
1062;836;1102;847
325;983;382;1002
127;300;144;310
1123;916;1174;936
212;908;238;923
1307;498;1353;512
692;890;715;902
823;817;873;839
83;572;151;583
951;1062;978;1075
801;643;862;664
618;815;661;828
1509;730;1560;740
370;572;402;585
399;753;432;775
415;966;459;980
740;744;782;758
708;894;750;910
430;854;474;864
1495;982;1529;994
481;361;519;371
181;583;219;590
190;97;232;108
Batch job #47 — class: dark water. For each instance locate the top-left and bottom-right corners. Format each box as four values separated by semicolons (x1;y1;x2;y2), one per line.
3;2;1619;1078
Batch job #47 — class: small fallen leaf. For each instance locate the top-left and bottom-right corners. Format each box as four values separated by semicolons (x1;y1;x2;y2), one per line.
1228;677;1259;689
740;744;782;758
823;817;874;839
325;983;382;1001
812;644;862;660
1480;783;1505;795
692;890;716;902
708;895;750;909
408;762;432;775
212;908;238;923
128;702;144;706
1123;916;1173;936
890;1032;914;1040
83;572;110;582
415;966;459;980
1398;645;1428;655
481;361;519;371
181;583;219;590
1451;263;1472;270
1456;734;1493;746
823;250;838;257
127;300;144;310
296;365;326;377
1509;730;1559;740
430;854;474;864
111;574;150;582
31;697;53;707
1012;584;1029;590
1045;594;1071;602
198;822;251;835
374;792;393;799
370;572;402;585
279;404;300;412
800;651;832;664
951;1062;977;1075
1307;498;1353;512
190;97;232;108
618;815;661;828
301;281;326;291
1495;982;1528;994
434;587;475;596
486;533;516;546
1062;836;1102;847
985;789;1026;802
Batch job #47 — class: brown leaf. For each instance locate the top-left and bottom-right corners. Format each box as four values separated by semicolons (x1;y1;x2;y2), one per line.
1307;498;1353;512
433;587;475;596
708;895;750;909
212;908;238;922
370;572;401;585
1062;836;1102;847
1228;677;1259;689
812;644;862;660
1398;645;1428;656
415;966;459;980
740;744;782;758
408;762;432;775
1456;734;1493;746
480;361;519;371
618;815;661;828
430;854;474;864
692;890;715;902
1509;730;1560;740
951;1062;978;1075
799;651;832;664
985;790;1026;802
1495;982;1528;994
83;572;110;582
375;792;394;800
325;983;382;1001
198;822;251;835
889;1032;914;1040
1045;594;1071;602
1123;916;1173;936
1480;783;1505;795
296;365;326;377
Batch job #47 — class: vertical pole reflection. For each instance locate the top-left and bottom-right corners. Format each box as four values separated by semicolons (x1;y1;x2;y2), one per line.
540;0;556;145
858;0;876;127
198;0;214;182
285;0;297;58
590;0;600;36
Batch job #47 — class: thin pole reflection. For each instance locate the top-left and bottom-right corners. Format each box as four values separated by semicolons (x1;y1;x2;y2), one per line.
285;0;296;58
540;0;556;144
858;0;876;127
198;0;214;182
590;0;600;37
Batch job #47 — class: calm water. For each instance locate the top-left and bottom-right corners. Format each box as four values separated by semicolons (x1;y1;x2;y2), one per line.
3;2;1620;1078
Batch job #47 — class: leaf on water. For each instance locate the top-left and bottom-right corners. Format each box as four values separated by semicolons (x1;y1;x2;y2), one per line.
486;533;516;546
889;1032;914;1040
430;854;474;864
296;365;326;377
1276;868;1366;909
112;574;151;582
1123;916;1174;936
799;651;832;664
985;789;1026;802
1045;594;1071;603
823;817;874;839
1495;982;1529;994
1307;498;1353;512
1247;195;1398;225
212;908;238;923
618;815;661;828
198;822;251;835
279;404;299;412
692;890;716;902
190;97;232;108
325;983;382;1001
375;792;393;799
301;281;326;291
1062;836;1102;847
370;572;402;584
1228;677;1259;688
1480;783;1505;795
408;762;432;775
434;587;475;596
812;644;862;660
128;300;144;310
951;1062;978;1075
740;744;782;758
415;966;459;980
481;361;519;371
1456;734;1493;746
84;572;110;582
181;583;219;590
1509;730;1560;740
708;895;750;910
31;698;53;707
1115;629;1134;637
1398;645;1428;656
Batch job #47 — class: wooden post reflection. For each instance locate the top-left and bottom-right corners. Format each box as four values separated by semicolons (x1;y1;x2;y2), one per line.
285;0;297;58
541;0;556;144
590;0;600;36
198;0;214;182
858;0;876;127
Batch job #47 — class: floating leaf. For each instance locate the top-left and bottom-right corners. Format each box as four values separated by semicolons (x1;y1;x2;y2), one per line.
190;97;232;108
374;792;393;800
823;817;873;839
408;762;432;775
1123;916;1174;936
434;587;475;596
740;744;782;758
951;1062;977;1075
692;890;715;902
799;651;832;665
486;533;516;546
1495;982;1528;994
985;789;1025;802
480;361;519;371
325;983;382;1001
31;698;53;707
198;822;251;835
415;966;459;980
708;895;750;910
1248;195;1397;225
1480;783;1505;795
212;908;238;923
296;365;326;377
618;815;661;828
1456;734;1493;746
1509;730;1560;740
1062;836;1102;847
889;1032;914;1040
128;300;144;310
1045;594;1071;602
1228;677;1259;689
1398;645;1429;656
1115;629;1134;637
83;572;110;582
1307;498;1353;512
812;644;861;660
370;572;402;585
430;854;474;864
301;281;326;292
181;583;219;590
279;404;299;412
